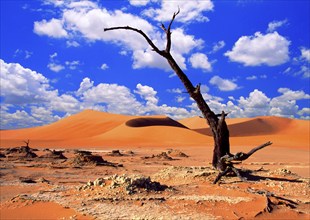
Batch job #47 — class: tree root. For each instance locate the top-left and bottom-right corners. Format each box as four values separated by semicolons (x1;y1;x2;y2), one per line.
213;141;273;184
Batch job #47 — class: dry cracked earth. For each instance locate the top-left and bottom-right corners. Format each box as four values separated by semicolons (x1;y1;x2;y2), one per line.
0;146;309;219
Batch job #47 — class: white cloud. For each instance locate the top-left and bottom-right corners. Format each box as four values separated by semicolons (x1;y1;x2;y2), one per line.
33;2;204;72
43;0;65;7
135;83;158;105
298;108;310;119
13;49;33;59
67;0;98;9
211;40;225;53
238;89;271;117
267;19;288;32
143;0;214;23
47;62;65;72
189;53;212;72
301;47;310;63
66;40;80;47
167;88;183;94
0;59;54;104
176;96;186;103
129;0;150;6
76;77;94;96
246;75;257;80
65;60;80;70
246;75;267;80
209;76;238;91
100;63;109;70
2;59;309;129
34;18;68;38
79;82;144;115
225;31;290;66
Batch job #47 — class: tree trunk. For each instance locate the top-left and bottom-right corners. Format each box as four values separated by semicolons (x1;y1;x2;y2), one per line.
164;53;230;171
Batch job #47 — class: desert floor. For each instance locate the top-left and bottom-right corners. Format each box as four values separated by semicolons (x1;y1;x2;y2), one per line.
0;111;309;219
0;145;309;220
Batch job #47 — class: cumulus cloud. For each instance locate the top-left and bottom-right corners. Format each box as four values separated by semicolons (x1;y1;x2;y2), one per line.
209;76;238;91
33;1;205;72
34;18;68;38
189;53;212;72
0;59;53;104
301;47;310;63
143;0;214;23
135;83;158;105
225;32;290;66
237;89;271;117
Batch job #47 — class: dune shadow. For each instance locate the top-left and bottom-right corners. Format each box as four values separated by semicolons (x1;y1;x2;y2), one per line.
126;117;188;128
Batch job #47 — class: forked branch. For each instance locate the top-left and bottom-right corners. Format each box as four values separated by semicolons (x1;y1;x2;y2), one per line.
104;26;166;57
214;141;273;184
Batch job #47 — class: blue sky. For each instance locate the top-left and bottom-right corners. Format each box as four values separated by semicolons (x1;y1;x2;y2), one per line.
1;0;309;129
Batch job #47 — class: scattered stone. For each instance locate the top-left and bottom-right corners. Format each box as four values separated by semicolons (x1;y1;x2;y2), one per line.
73;150;92;155
269;168;297;176
87;180;94;186
124;150;135;155
0;153;6;158
40;149;67;160
143;152;173;160
108;150;123;156
80;174;169;195
5;146;38;160
93;178;105;187
37;177;50;184
166;149;189;158
72;152;107;166
108;174;169;195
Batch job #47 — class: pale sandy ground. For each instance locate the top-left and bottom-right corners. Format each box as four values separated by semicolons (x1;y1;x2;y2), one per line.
0;110;309;219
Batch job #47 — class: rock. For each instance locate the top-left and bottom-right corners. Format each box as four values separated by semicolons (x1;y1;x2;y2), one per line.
40;149;67;160
94;178;105;186
37;177;50;184
108;150;123;156
87;180;94;186
5;146;38;160
108;174;169;195
167;149;189;158
72;152;107;166
143;152;173;160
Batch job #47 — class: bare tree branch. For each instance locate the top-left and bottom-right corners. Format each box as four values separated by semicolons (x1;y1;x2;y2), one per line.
165;7;180;53
104;26;166;57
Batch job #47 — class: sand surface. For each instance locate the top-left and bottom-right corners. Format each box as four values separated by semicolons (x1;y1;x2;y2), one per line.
0;110;309;219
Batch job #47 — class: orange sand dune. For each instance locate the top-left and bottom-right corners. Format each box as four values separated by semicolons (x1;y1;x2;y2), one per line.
0;110;309;150
0;110;212;148
181;116;298;136
179;116;309;149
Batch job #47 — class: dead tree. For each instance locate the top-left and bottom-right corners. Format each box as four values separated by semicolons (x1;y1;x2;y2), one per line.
23;139;30;147
104;9;272;183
